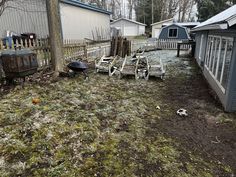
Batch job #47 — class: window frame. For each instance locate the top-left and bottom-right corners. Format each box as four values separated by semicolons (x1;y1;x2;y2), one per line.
204;35;234;94
168;28;178;38
199;34;204;60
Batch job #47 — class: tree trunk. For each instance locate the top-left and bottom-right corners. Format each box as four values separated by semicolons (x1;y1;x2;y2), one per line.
46;0;64;75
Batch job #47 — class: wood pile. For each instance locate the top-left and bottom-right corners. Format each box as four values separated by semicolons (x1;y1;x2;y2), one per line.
110;37;131;58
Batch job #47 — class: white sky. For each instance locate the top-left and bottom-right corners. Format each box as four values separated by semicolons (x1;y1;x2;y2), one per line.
121;0;198;22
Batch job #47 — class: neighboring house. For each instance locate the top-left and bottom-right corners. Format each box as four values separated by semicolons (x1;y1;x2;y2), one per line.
151;18;174;38
111;18;146;37
192;5;236;112
0;0;111;41
158;23;190;40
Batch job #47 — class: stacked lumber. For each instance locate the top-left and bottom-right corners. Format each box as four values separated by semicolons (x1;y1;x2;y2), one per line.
110;37;131;58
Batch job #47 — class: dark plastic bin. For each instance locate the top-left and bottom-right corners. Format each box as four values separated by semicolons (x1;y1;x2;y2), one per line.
0;49;38;79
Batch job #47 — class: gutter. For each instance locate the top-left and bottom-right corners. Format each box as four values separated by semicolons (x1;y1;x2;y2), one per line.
191;23;228;32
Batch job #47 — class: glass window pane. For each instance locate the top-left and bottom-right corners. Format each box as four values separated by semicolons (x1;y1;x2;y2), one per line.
169;29;177;37
222;40;233;89
209;38;216;70
206;37;213;68
217;39;227;82
205;38;211;67
213;38;220;76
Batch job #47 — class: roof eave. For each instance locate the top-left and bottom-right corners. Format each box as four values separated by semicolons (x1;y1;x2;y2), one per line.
111;18;146;26
151;18;174;26
191;23;228;32
227;15;236;27
61;0;111;15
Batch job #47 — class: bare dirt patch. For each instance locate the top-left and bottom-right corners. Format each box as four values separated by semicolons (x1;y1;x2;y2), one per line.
0;50;235;176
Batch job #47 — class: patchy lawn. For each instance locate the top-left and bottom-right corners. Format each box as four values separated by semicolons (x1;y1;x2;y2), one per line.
0;50;235;176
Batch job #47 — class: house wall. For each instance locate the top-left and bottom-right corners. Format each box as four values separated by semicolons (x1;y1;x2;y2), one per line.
197;30;236;112
0;0;49;38
152;24;163;38
60;3;110;40
158;25;189;40
227;38;236;111
0;0;110;40
151;19;173;38
139;26;145;35
195;31;208;67
111;20;145;37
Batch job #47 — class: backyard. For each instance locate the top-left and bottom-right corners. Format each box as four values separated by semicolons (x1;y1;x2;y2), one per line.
0;50;236;176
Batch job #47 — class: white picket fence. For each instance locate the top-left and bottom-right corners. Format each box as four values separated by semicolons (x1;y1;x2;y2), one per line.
132;39;192;52
87;43;110;58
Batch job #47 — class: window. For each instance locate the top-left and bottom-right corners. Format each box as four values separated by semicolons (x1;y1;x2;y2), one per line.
168;28;178;38
212;38;220;75
199;34;204;59
205;37;213;67
222;40;233;89
216;39;227;82
205;35;234;93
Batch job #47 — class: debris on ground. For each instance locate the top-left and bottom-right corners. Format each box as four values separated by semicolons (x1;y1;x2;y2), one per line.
0;50;235;176
177;108;188;117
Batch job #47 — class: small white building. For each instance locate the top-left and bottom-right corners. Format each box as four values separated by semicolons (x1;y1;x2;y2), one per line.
111;18;146;37
0;0;111;41
151;18;174;38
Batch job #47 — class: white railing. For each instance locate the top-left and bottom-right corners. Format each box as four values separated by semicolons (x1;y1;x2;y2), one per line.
132;39;192;52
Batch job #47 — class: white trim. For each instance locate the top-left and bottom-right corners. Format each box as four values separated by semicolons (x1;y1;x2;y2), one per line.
111;18;147;26
168;28;178;38
220;40;228;84
151;18;174;26
211;37;220;73
215;37;222;78
208;39;214;68
228;14;236;27
204;66;226;94
199;34;204;60
204;35;234;93
192;23;228;32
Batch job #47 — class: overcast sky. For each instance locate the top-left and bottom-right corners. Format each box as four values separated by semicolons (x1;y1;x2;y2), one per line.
121;0;198;22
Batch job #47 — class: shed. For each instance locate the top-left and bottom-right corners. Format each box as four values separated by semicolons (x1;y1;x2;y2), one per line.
192;5;236;112
0;0;111;41
111;18;146;37
151;18;174;38
158;23;190;40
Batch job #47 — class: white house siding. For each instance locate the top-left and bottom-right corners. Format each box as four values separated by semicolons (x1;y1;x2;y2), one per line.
151;19;173;38
60;3;110;40
0;0;49;38
111;20;123;34
151;24;163;38
111;20;145;37
139;26;145;35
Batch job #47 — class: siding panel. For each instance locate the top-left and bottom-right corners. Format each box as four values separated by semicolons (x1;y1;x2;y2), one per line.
227;37;236;112
60;3;110;40
0;0;49;37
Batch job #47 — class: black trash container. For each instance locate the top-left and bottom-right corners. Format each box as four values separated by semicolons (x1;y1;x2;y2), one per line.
0;49;38;80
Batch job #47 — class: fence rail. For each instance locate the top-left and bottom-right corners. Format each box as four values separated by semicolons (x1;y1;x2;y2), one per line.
0;38;192;77
132;39;192;51
63;39;87;62
0;38;88;69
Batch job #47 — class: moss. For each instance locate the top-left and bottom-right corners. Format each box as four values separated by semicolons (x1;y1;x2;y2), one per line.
0;52;234;176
